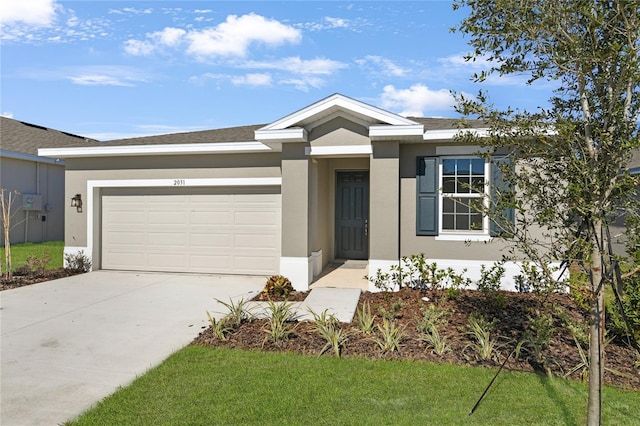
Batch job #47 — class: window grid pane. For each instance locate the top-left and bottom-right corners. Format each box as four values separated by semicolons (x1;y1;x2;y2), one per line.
441;158;485;232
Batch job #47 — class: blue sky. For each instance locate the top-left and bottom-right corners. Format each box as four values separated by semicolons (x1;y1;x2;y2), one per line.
1;1;555;141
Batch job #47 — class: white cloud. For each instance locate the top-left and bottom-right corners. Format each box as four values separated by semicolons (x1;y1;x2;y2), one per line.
380;84;456;117
356;55;406;77
0;0;58;26
231;73;272;87
124;13;301;60
186;13;301;59
279;77;325;92
245;57;347;75
150;27;186;47
68;75;135;87
303;16;362;32
123;39;155;56
1;112;14;118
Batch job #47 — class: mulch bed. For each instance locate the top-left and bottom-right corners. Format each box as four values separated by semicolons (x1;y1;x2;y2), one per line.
0;268;83;291
194;287;640;391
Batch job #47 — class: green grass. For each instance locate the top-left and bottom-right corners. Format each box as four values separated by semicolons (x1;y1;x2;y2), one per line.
69;346;639;425
0;241;64;270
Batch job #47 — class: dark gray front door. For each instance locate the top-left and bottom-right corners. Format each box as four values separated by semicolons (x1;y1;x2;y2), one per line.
336;171;369;259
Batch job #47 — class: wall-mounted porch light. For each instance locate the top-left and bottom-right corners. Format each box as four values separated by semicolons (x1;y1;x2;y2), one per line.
70;194;83;212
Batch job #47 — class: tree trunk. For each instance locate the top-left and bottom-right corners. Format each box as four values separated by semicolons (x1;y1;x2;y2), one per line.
587;219;604;426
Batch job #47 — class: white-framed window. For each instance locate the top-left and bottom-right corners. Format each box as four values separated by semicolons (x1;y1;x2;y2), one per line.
439;157;489;235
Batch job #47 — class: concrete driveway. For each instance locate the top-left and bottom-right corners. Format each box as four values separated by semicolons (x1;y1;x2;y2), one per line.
0;271;264;426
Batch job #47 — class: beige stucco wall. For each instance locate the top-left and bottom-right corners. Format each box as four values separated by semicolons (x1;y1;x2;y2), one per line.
309;117;369;147
0;157;65;244
370;141;400;261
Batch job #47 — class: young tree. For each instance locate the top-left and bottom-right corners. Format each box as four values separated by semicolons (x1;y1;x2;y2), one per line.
453;1;640;424
1;188;22;280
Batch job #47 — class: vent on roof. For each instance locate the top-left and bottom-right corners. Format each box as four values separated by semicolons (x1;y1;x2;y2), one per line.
19;121;48;131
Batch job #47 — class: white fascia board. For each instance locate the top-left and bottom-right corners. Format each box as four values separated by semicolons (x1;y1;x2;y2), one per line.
1;149;65;165
369;124;424;138
305;145;373;157
38;141;272;158
254;127;307;142
423;128;490;141
259;94;419;131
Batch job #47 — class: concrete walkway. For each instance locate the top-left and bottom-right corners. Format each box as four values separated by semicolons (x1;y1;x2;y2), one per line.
0;271;362;426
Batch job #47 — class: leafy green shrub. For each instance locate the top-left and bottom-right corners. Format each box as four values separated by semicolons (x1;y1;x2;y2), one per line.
14;253;52;276
262;301;299;346
378;298;403;321
464;313;501;362
364;268;395;292
477;262;505;293
515;261;557;294
262;275;294;299
64;250;92;273
309;309;352;357
416;303;452;356
215;298;252;328
373;318;405;354
515;310;555;366
355;301;375;334
606;273;640;343
206;312;232;341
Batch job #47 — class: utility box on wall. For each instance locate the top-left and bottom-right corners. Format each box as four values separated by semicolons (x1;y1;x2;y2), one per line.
21;194;43;211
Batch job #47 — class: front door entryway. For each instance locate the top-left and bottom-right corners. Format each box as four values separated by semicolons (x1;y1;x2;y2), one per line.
335;171;369;259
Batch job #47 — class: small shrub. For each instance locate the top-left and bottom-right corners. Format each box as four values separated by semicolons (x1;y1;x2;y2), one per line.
515;261;557;294
262;275;294;299
215;298;252;328
355;301;375;334
206;312;232;341
14;253;52;276
64;250;92;273
477;262;505;293
262;300;299;346
309;309;351;357
415;303;450;334
420;326;451;356
515;310;555;366
364;268;395;293
378;298;402;321
373;318;405;354
464;313;501;362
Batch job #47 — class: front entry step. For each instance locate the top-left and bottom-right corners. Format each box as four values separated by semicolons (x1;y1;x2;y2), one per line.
245;287;362;323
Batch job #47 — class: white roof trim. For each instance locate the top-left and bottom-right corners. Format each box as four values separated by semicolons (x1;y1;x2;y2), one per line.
305;145;373;157
1;149;65;165
254;127;307;142
38;141;273;158
423;128;490;140
370;124;424;138
258;93;419;131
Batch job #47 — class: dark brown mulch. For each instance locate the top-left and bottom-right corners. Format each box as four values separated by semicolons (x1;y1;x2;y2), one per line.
250;290;308;302
194;287;640;391
0;269;83;291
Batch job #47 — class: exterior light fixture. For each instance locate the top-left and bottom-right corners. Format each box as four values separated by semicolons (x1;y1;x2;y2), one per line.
70;194;83;212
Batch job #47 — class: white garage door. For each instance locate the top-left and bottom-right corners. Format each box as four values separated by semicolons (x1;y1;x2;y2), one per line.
101;190;280;275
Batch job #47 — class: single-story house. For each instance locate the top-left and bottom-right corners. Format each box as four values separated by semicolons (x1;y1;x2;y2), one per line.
38;94;639;291
0;116;98;245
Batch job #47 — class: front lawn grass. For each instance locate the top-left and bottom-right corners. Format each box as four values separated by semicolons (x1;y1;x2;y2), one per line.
69;345;639;425
0;241;64;270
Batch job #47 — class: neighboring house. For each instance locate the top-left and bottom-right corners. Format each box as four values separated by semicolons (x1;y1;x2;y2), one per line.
0;117;98;245
38;94;639;291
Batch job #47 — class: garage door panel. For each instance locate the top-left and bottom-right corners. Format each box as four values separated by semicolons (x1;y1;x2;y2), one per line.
190;211;232;225
102;192;280;275
190;232;232;248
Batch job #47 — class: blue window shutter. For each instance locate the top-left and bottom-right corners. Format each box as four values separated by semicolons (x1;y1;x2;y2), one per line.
417;157;438;236
490;156;515;237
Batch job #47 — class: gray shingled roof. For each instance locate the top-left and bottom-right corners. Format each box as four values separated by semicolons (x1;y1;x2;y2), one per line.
103;124;265;146
0;116;99;156
102;118;486;146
